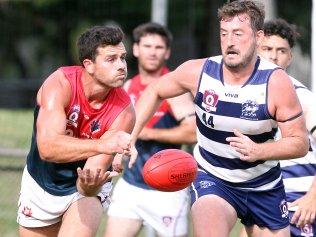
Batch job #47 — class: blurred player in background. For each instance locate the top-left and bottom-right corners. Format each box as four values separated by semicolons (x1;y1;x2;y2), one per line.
104;22;196;237
17;25;135;237
240;18;316;237
128;1;309;237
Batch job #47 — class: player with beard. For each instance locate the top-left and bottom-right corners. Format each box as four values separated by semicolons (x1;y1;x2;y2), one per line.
128;1;309;237
104;22;196;237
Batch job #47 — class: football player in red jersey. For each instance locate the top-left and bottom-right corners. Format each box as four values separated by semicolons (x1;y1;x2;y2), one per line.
17;25;135;237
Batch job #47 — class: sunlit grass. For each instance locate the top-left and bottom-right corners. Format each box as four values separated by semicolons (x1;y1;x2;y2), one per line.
0;109;33;149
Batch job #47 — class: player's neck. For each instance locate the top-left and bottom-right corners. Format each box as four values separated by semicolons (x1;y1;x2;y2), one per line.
222;56;257;85
139;67;164;85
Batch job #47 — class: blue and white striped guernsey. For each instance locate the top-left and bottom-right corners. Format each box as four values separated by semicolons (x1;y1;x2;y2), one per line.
193;55;282;191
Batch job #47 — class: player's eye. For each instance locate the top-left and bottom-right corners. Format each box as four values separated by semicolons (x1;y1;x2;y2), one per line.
121;55;126;61
106;57;115;62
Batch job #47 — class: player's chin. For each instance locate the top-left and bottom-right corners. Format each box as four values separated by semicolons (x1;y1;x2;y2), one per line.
112;78;125;88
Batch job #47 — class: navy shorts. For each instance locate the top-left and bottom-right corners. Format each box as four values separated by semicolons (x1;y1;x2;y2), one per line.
288;211;315;237
190;170;289;230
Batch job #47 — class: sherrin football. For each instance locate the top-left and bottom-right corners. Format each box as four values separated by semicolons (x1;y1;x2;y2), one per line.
143;149;198;192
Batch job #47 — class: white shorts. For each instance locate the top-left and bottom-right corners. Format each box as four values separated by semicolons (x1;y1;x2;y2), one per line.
17;166;112;228
107;178;189;236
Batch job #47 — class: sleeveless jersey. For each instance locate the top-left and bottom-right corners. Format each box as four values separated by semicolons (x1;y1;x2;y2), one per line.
123;68;181;189
26;66;131;196
279;77;316;203
194;56;281;190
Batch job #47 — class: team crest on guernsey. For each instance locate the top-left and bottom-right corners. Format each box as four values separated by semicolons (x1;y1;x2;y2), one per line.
301;224;314;237
90;120;101;134
67;104;80;128
241;100;259;120
202;90;219;112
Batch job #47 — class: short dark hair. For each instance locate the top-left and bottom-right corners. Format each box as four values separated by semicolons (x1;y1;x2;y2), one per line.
133;22;173;48
218;0;265;31
77;25;124;64
263;19;300;48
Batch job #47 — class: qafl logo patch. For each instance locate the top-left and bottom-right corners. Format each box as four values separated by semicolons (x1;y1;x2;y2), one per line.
202;90;219;112
279;199;288;219
162;216;173;227
67;104;80;128
301;223;313;237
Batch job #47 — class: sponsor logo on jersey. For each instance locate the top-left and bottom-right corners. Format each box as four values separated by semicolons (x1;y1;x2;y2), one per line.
225;92;239;98
241;100;259;120
202;90;219;112
279;199;289;219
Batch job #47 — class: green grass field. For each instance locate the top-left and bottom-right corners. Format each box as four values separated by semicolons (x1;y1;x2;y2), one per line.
0;109;242;237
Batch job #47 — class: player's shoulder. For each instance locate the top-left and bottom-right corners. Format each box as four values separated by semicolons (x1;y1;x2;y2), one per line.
258;56;280;70
175;58;208;78
37;68;71;105
42;68;70;89
178;58;208;70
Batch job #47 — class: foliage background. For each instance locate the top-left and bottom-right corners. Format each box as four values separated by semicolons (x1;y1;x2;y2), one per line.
0;0;312;108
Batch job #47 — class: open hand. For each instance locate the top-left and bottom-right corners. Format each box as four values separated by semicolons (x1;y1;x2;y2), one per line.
226;129;259;162
288;191;316;228
76;167;118;196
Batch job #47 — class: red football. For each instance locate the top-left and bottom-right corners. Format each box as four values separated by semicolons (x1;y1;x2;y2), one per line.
143;149;198;192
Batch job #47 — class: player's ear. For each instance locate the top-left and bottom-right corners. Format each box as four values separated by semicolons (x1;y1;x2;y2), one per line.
164;48;171;60
256;30;264;48
133;43;139;58
286;51;293;68
83;59;94;74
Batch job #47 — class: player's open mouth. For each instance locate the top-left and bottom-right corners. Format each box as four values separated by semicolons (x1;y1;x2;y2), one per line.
226;50;238;55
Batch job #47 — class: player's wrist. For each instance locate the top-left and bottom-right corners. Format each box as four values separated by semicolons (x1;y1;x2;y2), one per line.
76;180;101;197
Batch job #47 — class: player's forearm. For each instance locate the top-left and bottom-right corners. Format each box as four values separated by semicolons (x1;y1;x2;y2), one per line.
307;176;316;197
144;126;196;145
37;135;108;163
132;85;162;142
258;136;308;161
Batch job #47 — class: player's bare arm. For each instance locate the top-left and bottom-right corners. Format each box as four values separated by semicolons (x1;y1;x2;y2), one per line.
138;92;196;144
227;69;308;162
37;70;132;163
268;69;308;158
129;59;204;164
76;103;135;196
131;59;204;139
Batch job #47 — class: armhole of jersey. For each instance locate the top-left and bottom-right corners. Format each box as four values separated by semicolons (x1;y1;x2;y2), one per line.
193;59;209;104
310;125;316;134
264;67;282;121
61;69;75;112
